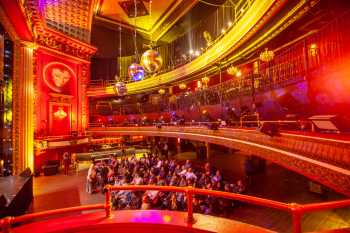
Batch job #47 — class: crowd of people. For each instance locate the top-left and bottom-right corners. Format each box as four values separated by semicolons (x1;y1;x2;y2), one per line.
86;153;246;216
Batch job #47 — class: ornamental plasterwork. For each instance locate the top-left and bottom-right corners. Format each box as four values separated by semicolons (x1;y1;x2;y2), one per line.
25;0;96;61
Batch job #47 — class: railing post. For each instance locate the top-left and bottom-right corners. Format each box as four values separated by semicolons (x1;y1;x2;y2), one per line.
186;186;194;223
290;203;302;233
104;184;112;218
311;122;315;132
1;217;13;233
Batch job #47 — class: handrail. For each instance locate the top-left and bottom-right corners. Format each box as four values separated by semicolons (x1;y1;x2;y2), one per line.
1;185;350;233
88;119;314;132
299;199;350;213
88;119;310;127
0;204;106;233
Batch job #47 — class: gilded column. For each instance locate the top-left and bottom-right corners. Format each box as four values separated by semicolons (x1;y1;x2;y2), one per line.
12;40;21;174
79;63;88;134
12;42;35;174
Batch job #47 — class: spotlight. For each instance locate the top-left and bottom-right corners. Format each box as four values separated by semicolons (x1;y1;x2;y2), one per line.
228;21;232;27
221;29;226;34
189;49;194;55
195;50;200;56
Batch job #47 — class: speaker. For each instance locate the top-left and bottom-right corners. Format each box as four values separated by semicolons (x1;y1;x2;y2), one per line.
19;168;32;177
259;122;279;137
309;115;350;133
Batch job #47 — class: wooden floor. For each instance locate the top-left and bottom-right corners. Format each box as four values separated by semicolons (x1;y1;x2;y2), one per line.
31;154;350;233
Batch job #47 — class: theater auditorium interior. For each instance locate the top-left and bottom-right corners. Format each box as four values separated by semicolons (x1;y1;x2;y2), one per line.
1;0;350;232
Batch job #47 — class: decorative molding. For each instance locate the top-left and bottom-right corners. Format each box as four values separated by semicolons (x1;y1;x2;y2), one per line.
25;0;97;61
35;32;96;61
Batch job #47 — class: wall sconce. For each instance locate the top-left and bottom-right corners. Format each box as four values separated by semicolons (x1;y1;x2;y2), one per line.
309;43;318;57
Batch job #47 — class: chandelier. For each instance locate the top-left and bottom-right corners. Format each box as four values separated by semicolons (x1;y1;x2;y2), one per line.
179;83;187;90
54;107;67;120
227;65;240;76
259;48;274;62
201;76;210;85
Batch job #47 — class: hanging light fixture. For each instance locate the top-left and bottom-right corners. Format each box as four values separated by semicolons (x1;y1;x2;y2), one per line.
179;83;187;90
127;0;144;81
140;49;163;73
227;65;239;76
259;48;275;62
140;0;163;74
128;63;145;81
158;88;165;95
54;107;67;120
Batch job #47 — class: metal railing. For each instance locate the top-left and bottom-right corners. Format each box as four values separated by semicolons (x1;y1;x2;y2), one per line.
1;185;350;233
88;119;315;132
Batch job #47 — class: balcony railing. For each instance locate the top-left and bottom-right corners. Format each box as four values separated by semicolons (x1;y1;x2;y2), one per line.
1;185;350;233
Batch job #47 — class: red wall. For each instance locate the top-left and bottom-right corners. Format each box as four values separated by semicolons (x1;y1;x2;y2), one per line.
35;49;87;137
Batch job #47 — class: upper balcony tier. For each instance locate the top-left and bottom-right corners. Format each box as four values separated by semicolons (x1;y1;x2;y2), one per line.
87;0;315;96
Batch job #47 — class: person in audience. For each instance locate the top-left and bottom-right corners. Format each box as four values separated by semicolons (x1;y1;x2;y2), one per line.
86;161;97;194
63;152;70;175
86;152;247;216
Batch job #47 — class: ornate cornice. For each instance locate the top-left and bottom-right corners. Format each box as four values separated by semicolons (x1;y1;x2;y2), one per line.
26;0;97;61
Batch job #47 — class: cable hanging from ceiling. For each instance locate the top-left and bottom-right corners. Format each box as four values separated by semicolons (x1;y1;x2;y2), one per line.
127;0;145;82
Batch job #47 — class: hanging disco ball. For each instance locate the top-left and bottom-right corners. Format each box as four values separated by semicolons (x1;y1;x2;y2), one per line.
140;49;163;73
128;63;145;81
114;82;127;96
